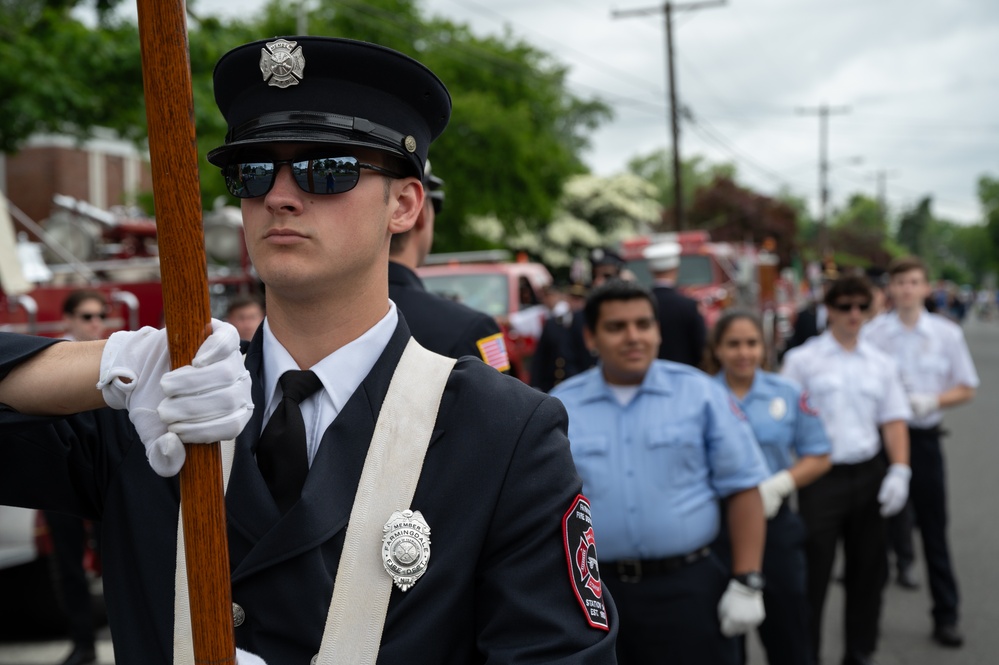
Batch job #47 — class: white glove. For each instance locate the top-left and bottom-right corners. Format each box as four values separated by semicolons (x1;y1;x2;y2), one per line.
97;320;253;477
757;470;795;519
236;648;268;665
718;578;765;637
909;393;939;420
877;463;912;517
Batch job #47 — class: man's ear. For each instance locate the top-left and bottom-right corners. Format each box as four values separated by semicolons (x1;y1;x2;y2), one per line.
387;178;424;235
583;326;596;353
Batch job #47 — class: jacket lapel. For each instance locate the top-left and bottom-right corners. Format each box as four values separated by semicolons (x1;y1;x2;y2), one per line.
228;318;414;582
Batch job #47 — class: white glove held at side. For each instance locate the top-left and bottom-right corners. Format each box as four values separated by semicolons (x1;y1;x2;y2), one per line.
97;320;253;477
236;648;268;665
757;469;795;519
909;393;939;420
877;463;912;517
717;579;766;637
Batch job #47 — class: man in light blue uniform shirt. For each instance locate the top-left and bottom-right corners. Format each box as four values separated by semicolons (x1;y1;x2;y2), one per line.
552;280;770;665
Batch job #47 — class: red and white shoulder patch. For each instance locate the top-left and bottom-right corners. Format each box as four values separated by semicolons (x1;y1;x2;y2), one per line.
798;391;819;416
562;495;610;631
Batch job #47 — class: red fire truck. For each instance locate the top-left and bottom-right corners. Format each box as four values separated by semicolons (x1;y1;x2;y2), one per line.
619;230;797;364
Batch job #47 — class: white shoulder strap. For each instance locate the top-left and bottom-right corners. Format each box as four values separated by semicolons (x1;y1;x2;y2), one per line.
173;339;455;665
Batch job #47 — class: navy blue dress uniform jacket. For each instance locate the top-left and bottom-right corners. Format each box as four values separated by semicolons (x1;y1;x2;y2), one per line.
388;261;504;363
651;285;706;368
0;317;617;664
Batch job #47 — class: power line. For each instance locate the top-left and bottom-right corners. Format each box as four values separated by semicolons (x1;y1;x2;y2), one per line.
612;0;727;230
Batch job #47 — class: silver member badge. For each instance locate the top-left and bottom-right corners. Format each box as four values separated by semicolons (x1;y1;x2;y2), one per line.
382;509;431;592
769;396;787;421
260;39;305;88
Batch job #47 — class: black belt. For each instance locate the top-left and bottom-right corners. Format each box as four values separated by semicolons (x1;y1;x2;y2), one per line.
604;547;711;583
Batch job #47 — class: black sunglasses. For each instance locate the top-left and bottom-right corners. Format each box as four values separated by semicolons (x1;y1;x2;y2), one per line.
222;156;405;199
830;301;871;313
75;312;107;322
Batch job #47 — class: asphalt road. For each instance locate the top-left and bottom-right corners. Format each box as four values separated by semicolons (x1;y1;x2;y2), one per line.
1;315;996;664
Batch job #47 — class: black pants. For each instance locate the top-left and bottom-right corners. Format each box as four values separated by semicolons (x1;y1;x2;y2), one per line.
798;457;887;660
908;426;960;626
714;504;813;665
887;497;916;571
43;511;95;647
602;552;739;665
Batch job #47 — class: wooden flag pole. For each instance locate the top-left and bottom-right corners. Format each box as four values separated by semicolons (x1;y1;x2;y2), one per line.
135;0;235;662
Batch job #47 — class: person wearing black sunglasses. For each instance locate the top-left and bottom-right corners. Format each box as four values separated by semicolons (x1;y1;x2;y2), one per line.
387;160;510;372
0;37;616;665
781;274;912;665
62;289;108;343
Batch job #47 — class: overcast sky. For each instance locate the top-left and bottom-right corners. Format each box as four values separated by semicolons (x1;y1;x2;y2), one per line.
145;0;999;224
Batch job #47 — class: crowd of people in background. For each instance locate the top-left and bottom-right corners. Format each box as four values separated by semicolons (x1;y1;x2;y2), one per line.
527;247;979;665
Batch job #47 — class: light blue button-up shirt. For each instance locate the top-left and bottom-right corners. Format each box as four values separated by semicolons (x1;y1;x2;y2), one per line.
713;371;831;475
551;361;769;561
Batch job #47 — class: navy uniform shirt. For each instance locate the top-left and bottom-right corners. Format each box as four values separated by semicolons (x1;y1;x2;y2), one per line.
388;261;510;372
0;318;616;664
713;370;831;475
552;361;769;561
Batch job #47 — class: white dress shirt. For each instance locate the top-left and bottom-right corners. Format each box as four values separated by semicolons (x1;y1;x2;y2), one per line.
863;310;979;427
260;302;399;465
781;332;911;464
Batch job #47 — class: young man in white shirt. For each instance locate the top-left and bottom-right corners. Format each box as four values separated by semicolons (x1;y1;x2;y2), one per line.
864;256;978;648
781;274;912;665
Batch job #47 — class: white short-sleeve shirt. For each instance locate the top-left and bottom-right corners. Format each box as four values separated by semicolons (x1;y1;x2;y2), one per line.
863;311;979;428
781;332;911;464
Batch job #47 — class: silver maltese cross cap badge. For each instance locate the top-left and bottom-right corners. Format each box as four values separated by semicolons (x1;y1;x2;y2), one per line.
382;509;431;592
259;39;305;88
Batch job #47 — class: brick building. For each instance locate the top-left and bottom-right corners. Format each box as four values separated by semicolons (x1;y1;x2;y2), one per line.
0;130;152;226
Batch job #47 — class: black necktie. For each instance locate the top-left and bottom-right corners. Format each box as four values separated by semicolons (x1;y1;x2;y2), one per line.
256;369;323;513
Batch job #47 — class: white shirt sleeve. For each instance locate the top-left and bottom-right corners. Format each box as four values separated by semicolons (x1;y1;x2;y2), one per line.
878;356;913;425
945;326;980;389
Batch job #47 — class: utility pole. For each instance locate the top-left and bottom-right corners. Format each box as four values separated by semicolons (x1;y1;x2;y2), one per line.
613;1;726;231
796;103;849;256
872;168;900;213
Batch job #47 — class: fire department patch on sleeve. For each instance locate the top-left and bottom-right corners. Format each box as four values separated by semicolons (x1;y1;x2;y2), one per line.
562;495;609;631
798;391;819;416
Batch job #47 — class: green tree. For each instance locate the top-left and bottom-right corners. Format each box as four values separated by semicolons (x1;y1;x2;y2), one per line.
0;2;143;153
896;196;933;258
627;151;735;230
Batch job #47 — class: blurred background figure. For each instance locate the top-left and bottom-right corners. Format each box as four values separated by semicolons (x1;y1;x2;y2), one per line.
552;280;769;665
644;241;706;368
48;289;108;665
61;290;107;343
864;256;979;648
388;159;508;370
589;247;625;287
783;263;839;356
781;275;912;665
531;282;593;392
708;309;832;665
225;293;265;341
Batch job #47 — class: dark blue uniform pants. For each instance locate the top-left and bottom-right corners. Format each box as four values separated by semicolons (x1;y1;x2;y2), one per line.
715;505;813;665
909;426;960;626
602;552;738;665
43;511;96;648
798;457;887;660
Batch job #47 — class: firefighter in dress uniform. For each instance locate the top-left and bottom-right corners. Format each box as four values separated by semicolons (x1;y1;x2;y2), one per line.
0;36;616;664
388;159;510;371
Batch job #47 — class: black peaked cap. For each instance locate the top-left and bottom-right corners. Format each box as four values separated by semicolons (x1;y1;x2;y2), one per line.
208;37;451;178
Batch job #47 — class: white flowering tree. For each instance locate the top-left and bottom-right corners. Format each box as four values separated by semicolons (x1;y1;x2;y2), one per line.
468;173;661;270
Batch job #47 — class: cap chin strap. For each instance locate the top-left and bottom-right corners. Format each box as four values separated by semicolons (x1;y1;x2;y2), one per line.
173;339;455;664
